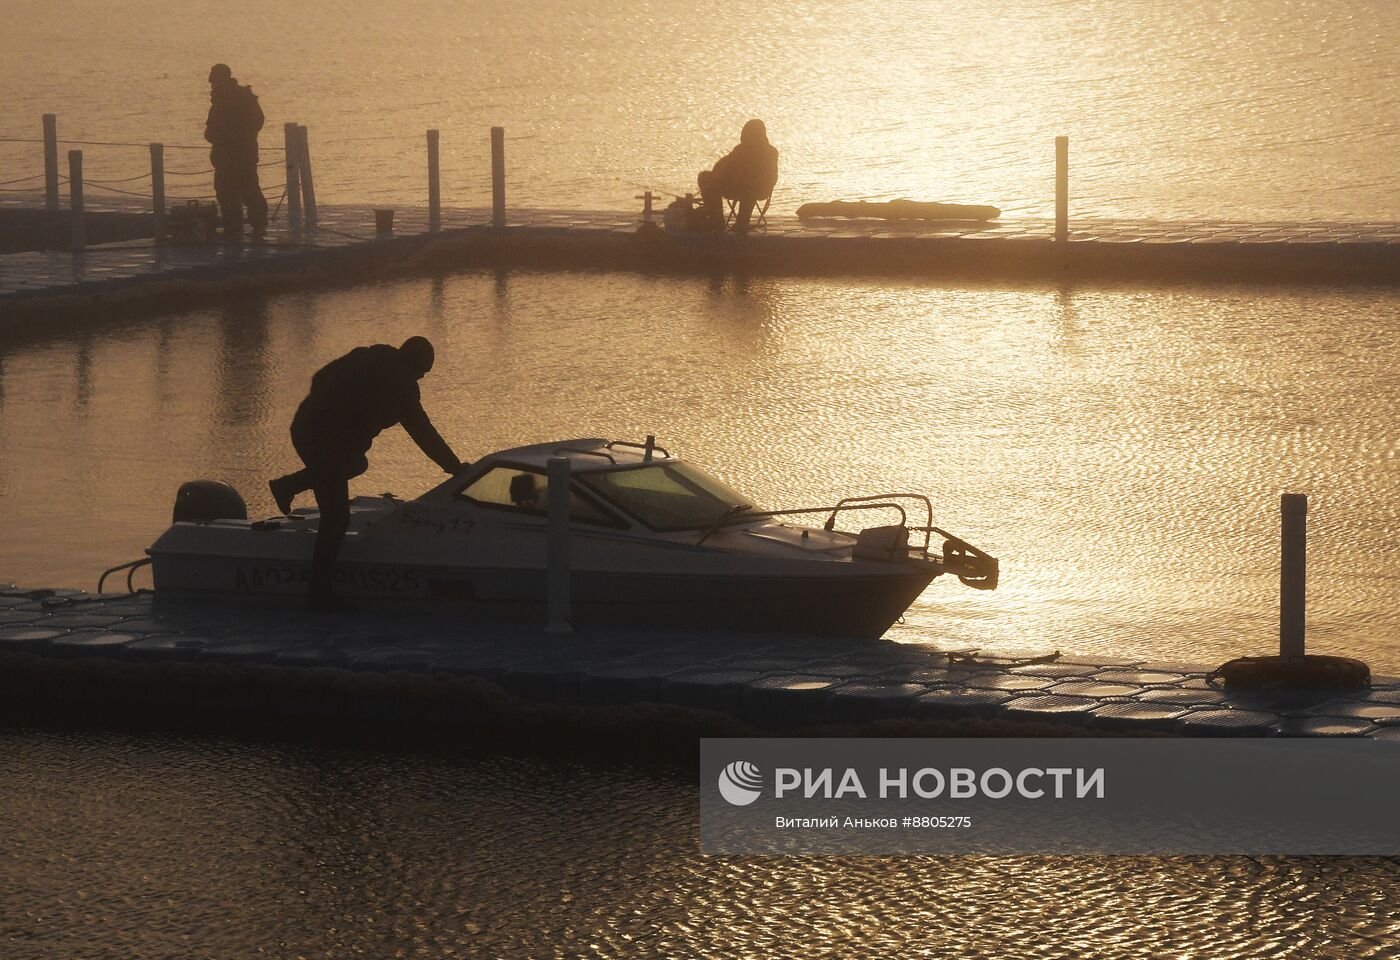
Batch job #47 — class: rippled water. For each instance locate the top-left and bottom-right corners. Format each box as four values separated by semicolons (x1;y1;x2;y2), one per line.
0;273;1396;670
2;728;1396;959
5;0;1400;219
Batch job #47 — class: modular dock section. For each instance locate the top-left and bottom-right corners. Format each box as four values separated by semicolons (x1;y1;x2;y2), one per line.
7;196;1400;333
2;586;1396;739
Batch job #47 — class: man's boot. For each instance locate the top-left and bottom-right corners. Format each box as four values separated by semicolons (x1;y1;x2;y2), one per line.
269;475;297;515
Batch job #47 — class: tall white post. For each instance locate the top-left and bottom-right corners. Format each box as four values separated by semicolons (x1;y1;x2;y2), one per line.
1055;136;1068;242
68;150;84;251
283;122;302;233
149;143;165;243
296;124;317;226
491;126;505;229
546;456;573;633
1280;493;1307;657
426;129;441;232
43;114;59;211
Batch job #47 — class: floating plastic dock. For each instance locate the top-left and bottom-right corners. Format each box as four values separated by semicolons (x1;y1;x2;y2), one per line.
7;195;1400;334
2;586;1396;738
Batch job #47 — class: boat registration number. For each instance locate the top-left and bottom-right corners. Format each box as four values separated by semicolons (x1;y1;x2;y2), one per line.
233;564;424;594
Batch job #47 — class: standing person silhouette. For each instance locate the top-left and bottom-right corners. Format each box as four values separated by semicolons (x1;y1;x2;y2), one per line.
269;337;463;612
204;63;269;241
697;119;779;233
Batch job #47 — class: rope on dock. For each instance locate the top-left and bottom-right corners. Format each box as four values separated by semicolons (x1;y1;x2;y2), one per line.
81;172;156;185
79;178;265;202
76;180;172;199
0;172;47;186
0;137;284;152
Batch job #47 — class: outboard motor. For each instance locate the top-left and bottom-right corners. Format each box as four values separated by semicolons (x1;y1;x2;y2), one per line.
172;480;247;523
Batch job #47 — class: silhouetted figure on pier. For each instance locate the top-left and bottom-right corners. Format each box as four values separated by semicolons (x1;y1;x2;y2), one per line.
269;337;463;612
697;119;779;233
204;63;268;240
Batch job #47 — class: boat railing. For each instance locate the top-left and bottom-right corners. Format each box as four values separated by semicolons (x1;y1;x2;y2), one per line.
605;437;671;461
824;493;935;552
553;446;617;464
695;501;909;546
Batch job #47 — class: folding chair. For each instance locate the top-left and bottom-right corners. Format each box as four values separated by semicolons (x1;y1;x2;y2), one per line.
724;193;771;232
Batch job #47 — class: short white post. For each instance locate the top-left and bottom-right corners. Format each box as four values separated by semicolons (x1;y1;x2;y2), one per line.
43;113;59;211
1055;136;1068;242
149;143;165;243
426;129;441;232
491;126;505;229
283;122;302;233
296;124;317;226
546;456;573;633
67;150;84;251
638;190;653;223
1280;493;1307;657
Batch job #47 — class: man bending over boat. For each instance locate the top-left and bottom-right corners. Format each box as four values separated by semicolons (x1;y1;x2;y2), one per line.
269;336;463;612
697;119;779;233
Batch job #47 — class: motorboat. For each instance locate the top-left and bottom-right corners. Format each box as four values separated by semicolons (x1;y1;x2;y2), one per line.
143;437;998;639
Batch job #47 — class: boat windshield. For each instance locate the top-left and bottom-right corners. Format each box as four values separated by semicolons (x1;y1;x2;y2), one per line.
580;462;757;531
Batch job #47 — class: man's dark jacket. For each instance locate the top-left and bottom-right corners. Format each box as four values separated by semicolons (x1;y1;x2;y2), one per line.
711;137;779;202
204;83;264;166
291;344;458;474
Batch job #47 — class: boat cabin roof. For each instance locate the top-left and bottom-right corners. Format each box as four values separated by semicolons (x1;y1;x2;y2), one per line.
475;438;673;474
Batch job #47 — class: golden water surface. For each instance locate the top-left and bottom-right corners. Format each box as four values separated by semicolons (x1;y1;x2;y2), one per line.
0;274;1395;670
4;0;1400;219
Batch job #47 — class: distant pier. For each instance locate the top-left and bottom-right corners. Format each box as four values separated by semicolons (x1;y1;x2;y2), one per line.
9;123;1400;333
7;196;1400;334
2;585;1396;739
9;200;1400;320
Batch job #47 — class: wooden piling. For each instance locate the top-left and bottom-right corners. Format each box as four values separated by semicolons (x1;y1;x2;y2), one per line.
67;150;84;251
426;129;441;232
1055;136;1068;242
43;114;59;211
283;122;302;232
149;143;165;243
491;126;505;229
546;456;573;633
295;124;317;226
1280;493;1307;657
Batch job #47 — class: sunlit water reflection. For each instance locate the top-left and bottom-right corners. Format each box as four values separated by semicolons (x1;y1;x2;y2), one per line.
0;272;1396;670
2;729;1396;958
5;0;1400;220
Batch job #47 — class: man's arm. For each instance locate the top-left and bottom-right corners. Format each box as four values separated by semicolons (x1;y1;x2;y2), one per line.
761;144;779;196
244;89;265;135
712;145;739;180
400;403;462;474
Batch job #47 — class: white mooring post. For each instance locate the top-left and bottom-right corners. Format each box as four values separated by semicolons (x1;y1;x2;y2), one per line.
546;456;573;633
426;129;441;232
149;143;165;243
283;122;302;233
1280;493;1307;657
296;124;317;227
67;150;84;252
491;126;505;229
1055;135;1068;242
43;113;60;211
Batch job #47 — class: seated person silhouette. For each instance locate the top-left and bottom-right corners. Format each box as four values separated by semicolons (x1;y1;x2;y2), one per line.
697;119;779;233
268;336;462;612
